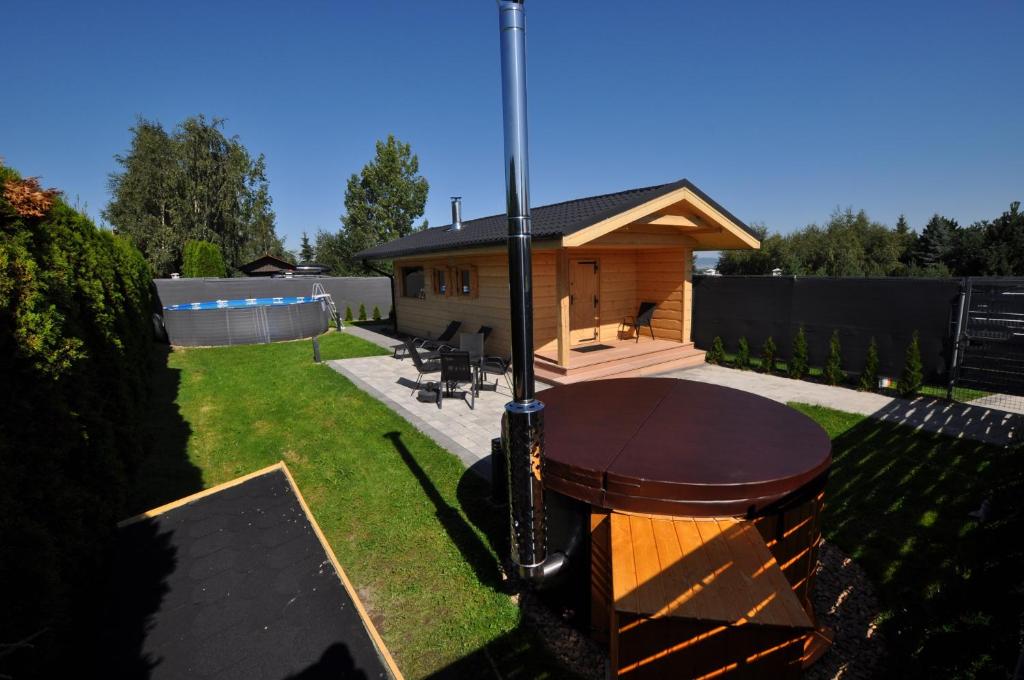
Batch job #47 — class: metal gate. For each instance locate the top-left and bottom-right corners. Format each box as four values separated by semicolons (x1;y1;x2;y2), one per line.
949;277;1024;407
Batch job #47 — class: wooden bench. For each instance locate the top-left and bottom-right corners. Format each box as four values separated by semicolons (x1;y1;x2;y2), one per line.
604;512;812;679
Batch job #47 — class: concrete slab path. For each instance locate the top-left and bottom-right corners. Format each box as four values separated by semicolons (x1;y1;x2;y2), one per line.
660;364;1021;447
333;322;1019;464
328;354;545;469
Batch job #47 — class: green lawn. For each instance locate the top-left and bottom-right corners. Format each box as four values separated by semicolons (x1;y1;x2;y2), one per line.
134;334;1022;679
791;403;1023;678
136;332;578;679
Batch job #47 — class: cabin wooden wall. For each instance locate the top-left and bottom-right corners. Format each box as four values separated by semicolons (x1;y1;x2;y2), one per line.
392;245;692;360
393;251;557;358
635;247;690;342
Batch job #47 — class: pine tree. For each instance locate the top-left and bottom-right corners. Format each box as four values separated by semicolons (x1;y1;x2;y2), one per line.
735;337;751;370
344;305;353;322
823;330;843;385
789;326;809;379
760;336;777;373
859;337;879;391
299;231;315;263
898;331;923;397
372;306;381;321
705;336;725;364
358;303;367;321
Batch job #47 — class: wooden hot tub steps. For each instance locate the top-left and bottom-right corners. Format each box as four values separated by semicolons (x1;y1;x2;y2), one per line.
607;512;812;679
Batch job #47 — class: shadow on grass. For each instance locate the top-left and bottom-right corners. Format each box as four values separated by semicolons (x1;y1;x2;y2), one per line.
383;432;507;593
94;344;200;678
822;414;1024;677
127;344;202;513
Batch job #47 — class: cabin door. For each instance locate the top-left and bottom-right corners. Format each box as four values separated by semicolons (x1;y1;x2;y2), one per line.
569;259;600;344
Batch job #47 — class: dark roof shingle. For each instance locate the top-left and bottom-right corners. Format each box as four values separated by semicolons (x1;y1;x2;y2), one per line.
356;178;752;260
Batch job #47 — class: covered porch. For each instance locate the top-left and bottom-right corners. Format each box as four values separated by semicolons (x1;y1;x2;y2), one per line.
531;183;757;385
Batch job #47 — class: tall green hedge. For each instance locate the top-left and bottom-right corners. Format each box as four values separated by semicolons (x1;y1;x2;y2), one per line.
0;165;155;676
181;239;227;277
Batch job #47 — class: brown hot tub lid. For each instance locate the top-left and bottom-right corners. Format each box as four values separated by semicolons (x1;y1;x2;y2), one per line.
541;378;832;516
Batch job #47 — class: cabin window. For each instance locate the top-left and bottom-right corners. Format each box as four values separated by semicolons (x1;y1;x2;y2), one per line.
401;266;425;299
457;266;478;298
432;268;449;296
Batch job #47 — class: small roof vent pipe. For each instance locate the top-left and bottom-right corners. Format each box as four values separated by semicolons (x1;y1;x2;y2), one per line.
450;197;463;230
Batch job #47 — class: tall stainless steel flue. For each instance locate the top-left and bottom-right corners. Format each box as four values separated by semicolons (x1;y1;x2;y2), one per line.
497;0;565;583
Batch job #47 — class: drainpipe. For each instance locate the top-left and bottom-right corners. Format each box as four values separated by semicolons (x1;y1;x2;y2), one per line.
497;0;566;584
360;259;398;335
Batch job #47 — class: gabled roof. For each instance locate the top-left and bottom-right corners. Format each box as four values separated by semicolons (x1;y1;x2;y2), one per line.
240;254;296;274
356;178;756;260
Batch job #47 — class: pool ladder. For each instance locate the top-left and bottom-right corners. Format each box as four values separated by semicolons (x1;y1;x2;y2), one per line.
311;282;343;330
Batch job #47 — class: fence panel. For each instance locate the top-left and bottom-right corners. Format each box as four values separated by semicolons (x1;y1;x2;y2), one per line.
951;278;1024;407
692;276;961;381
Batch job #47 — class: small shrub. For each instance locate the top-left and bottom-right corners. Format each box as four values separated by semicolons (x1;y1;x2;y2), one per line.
823;330;843;386
344;305;354;322
181;240;227;278
789;326;809;379
735;337;751;370
760;336;777;373
859;337;879;391
372;305;381;321
898;331;923;398
706;336;725;364
358;303;367;321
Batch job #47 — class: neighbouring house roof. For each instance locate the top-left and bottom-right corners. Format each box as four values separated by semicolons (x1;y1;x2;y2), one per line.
240;254;297;275
356;178;757;261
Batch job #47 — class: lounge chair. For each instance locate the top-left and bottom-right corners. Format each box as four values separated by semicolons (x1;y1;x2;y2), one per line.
393;321;462;358
623;302;657;342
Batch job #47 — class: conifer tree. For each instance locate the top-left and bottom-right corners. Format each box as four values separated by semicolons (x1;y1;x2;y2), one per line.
705;336;725;365
344;305;353;323
789;326;809;379
372;305;381;321
823;330;844;385
859;337;879;391
735;337;751;370
358;303;367;321
898;331;923;397
760;336;777;373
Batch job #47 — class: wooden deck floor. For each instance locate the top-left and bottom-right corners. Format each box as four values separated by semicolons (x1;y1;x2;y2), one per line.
534;338;705;385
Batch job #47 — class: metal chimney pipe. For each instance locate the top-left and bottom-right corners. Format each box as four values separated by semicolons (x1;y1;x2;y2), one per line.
450;196;462;230
497;0;565;584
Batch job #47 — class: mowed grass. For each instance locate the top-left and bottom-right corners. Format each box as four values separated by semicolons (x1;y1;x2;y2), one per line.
791;403;1024;679
135;332;576;679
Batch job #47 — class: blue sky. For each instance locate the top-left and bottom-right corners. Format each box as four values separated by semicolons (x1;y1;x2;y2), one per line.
2;0;1021;251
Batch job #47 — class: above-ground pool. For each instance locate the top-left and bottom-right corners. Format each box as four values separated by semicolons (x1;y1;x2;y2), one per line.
162;296;329;346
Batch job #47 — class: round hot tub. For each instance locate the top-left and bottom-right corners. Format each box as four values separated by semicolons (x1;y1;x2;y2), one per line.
540;377;832;615
162;296;329;347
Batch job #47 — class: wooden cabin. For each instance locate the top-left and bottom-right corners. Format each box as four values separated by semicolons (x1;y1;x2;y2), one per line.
357;179;759;384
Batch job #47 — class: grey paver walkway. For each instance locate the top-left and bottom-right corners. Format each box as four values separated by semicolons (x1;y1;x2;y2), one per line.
341;323;399;351
659;363;1021;447
328;354;546;469
333;325;1020;467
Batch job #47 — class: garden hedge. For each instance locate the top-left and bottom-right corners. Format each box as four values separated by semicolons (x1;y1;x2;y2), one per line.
0;165;155;676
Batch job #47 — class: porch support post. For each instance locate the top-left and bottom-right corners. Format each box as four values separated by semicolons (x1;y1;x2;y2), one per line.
556;249;570;367
682;247;693;343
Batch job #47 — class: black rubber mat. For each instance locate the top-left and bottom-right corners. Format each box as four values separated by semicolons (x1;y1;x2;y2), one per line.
571;343;614;353
107;468;393;679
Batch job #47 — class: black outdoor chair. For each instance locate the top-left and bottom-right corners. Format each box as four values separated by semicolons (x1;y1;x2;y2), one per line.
405;339;441;394
623;301;657;342
437;350;476;410
393;320;462;358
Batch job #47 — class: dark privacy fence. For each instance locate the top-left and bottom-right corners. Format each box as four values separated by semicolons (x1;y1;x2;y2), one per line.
154;276;392;313
692;276;962;381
